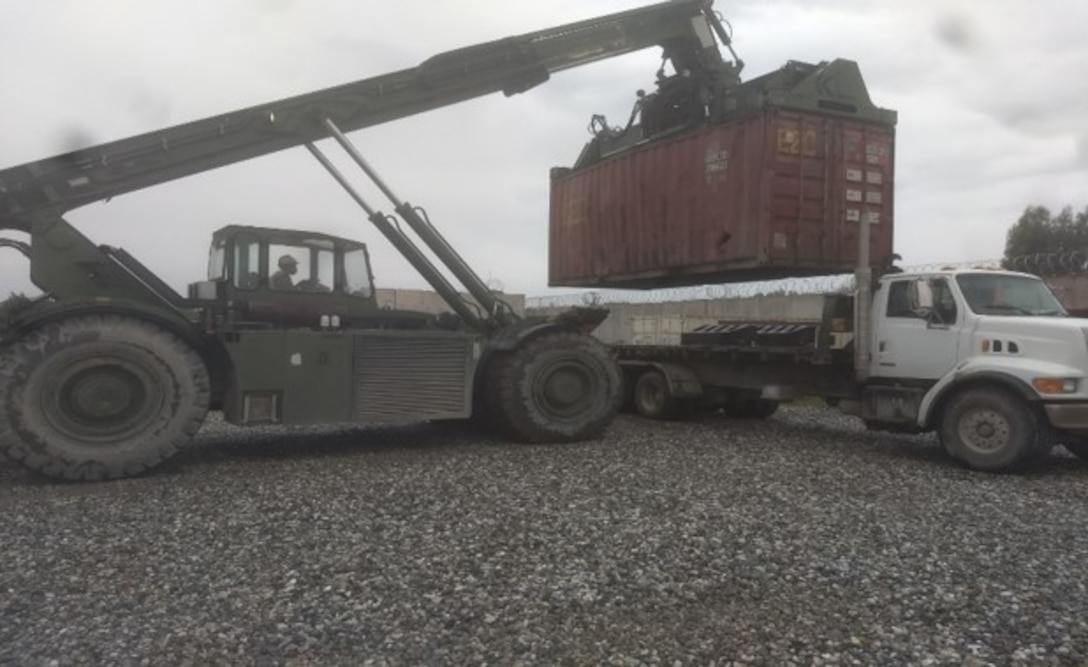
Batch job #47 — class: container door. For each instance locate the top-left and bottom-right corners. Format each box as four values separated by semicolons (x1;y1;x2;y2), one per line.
871;277;961;381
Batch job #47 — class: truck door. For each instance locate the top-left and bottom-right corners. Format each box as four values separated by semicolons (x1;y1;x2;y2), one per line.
871;277;963;381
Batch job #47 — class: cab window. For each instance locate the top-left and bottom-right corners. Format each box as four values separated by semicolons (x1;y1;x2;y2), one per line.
930;278;958;324
207;242;227;281
268;244;310;291
885;278;957;324
233;238;261;289
345;248;373;298
886;281;913;318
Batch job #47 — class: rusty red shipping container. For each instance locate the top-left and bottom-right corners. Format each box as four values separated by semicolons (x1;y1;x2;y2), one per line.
548;107;896;289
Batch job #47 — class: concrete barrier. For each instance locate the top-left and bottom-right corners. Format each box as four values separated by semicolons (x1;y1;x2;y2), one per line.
375;288;526;317
528;293;833;344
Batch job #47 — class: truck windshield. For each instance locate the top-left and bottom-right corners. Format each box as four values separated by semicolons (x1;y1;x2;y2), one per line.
956;273;1068;317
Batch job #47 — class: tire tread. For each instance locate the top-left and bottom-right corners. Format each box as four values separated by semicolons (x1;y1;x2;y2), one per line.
0;314;210;481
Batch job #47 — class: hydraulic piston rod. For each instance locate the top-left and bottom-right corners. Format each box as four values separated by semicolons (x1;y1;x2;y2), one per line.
321;118;514;325
305;141;489;331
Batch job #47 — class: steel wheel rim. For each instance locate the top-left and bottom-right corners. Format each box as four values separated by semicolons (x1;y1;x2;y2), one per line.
41;356;165;444
531;358;599;422
958;407;1011;454
636;376;666;415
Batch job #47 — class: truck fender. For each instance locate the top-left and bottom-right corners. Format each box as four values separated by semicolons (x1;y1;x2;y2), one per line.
620;360;704;398
488;321;563;352
475;319;599;402
487;310;607;353
2;299;196;348
918;368;1037;430
487;305;613;352
1;300;232;408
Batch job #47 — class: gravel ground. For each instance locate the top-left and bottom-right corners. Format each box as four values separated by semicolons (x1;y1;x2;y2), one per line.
3;406;1088;665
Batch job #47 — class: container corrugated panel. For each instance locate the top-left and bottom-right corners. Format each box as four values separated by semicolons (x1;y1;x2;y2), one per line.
548;108;895;289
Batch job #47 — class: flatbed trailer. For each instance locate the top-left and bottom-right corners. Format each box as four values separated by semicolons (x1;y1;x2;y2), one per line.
613;291;857;418
608;270;1088;472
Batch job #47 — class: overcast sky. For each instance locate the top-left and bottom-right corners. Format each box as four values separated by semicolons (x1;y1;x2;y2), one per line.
2;0;1086;299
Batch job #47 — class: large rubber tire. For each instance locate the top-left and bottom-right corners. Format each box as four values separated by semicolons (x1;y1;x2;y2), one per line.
632;369;684;420
485;330;622;443
723;398;779;419
0;315;210;481
938;387;1050;472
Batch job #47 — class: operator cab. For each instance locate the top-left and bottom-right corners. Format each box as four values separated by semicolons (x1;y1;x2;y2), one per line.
190;225;438;330
208;225;373;297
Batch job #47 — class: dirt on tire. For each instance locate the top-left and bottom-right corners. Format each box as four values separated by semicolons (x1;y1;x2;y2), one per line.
0;314;210;481
483;330;622;443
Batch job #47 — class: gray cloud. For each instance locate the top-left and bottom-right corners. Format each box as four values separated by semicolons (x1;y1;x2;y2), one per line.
2;0;1087;300
934;13;978;52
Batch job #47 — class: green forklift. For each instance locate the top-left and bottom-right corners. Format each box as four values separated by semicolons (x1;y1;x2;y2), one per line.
0;0;743;480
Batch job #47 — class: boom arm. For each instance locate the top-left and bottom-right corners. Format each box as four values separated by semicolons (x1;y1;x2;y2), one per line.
0;0;740;232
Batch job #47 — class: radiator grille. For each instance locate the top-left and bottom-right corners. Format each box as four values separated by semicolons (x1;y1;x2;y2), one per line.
352;333;475;422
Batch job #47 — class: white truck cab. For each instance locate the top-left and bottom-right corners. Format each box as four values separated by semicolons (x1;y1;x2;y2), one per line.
864;269;1088;470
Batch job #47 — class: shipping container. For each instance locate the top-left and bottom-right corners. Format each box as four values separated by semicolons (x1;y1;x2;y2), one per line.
548;60;897;289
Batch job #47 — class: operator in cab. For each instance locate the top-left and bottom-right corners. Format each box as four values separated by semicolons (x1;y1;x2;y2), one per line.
271;254;298;290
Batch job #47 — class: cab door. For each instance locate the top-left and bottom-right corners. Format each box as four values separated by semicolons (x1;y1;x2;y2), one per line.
870;277;963;381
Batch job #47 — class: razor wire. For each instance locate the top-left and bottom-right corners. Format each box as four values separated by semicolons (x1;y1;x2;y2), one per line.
907;252;1088;275
1003;251;1088;276
527;274;858;309
525;252;1088;310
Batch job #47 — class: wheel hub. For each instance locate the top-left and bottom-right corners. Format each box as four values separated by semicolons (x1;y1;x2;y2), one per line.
543;369;587;407
67;370;140;421
638;383;665;412
959;409;1010;454
533;360;597;420
44;359;162;444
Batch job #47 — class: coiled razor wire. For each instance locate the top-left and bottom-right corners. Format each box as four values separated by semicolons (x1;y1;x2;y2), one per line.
525;253;1088;310
1003;251;1088;276
527;274;858;309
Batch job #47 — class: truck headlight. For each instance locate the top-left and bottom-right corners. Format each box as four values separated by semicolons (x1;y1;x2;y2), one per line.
1031;378;1078;394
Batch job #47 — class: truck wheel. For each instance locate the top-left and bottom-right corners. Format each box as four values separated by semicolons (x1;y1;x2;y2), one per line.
633;369;685;420
487;330;621;443
938;387;1049;472
0;315;210;481
724;398;779;419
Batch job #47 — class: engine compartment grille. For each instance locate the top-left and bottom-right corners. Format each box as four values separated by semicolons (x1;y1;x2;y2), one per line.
352;332;477;422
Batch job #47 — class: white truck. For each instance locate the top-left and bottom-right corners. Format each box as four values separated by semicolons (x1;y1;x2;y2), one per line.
613;265;1088;472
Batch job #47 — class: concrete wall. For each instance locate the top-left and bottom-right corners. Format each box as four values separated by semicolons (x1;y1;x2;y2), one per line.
1045;275;1088;315
529;293;835;345
375;288;526;316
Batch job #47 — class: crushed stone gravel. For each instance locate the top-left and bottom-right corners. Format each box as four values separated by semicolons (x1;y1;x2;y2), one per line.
2;406;1088;665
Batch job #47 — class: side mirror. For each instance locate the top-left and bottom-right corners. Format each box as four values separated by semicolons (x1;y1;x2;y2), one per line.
909;280;934;315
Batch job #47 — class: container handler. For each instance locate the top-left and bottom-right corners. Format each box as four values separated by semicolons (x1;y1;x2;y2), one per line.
0;0;745;480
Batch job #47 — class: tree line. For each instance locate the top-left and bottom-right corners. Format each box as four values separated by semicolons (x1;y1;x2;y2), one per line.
1004;204;1088;263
